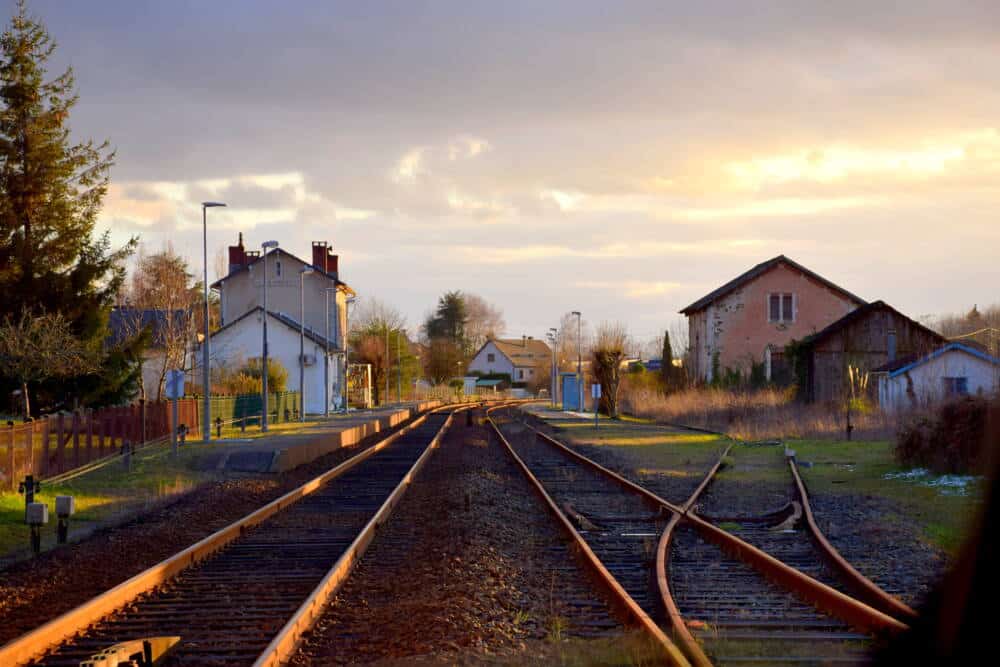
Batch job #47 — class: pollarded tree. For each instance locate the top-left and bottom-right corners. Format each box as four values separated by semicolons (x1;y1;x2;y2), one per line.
0;1;135;406
591;322;628;419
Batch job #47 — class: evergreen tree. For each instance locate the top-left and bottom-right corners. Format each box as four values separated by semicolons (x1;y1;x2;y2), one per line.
425;290;468;349
0;1;135;408
661;329;680;392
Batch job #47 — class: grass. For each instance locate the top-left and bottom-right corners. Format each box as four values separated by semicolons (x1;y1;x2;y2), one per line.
791;438;984;554
0;441;219;559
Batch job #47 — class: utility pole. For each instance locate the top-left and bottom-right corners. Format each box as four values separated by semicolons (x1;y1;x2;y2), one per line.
572;311;582;411
261;240;278;431
201;201;226;441
397;331;402;403
299;266;314;421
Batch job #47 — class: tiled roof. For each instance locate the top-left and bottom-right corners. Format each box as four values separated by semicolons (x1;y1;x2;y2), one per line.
680;255;866;315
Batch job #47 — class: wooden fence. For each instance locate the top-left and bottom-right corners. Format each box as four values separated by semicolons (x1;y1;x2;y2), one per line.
0;399;200;489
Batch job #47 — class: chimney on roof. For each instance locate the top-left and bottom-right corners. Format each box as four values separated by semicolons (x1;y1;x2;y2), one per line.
312;241;329;272
227;232;247;274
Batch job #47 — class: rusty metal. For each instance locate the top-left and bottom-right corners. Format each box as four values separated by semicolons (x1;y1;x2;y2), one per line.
0;404;461;667
486;407;691;667
788;456;919;622
512;411;909;648
253;406;473;666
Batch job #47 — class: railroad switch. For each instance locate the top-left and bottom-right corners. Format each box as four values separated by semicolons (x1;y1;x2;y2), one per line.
26;501;47;554
55;495;75;544
80;636;180;667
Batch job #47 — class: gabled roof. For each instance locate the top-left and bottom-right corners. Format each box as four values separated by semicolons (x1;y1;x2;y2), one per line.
472;337;551;367
210;247;353;294
207;306;335;349
877;342;1000;378
802;300;945;349
108;307;189;349
679;255;866;315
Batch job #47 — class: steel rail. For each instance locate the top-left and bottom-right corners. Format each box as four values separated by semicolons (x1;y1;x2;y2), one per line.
652;416;917;626
655;442;734;667
253;405;477;666
787;456;919;621
0;403;464;667
514;410;908;636
484;407;692;667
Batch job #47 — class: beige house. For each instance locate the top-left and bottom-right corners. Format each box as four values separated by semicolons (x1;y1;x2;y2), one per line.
208;235;355;413
467;337;551;389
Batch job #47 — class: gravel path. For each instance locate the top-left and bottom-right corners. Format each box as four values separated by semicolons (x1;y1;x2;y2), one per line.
290;409;623;666
0;420;418;645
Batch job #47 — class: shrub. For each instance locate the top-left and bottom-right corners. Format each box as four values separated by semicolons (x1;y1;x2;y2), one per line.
219;358;289;395
895;396;994;474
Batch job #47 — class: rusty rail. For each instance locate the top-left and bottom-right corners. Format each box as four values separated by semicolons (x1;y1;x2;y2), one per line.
253;405;474;666
0;403;462;667
514;410;908;637
787;456;919;621
485;407;692;667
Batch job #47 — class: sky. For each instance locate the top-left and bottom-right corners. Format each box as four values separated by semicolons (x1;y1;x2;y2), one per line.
29;0;1000;344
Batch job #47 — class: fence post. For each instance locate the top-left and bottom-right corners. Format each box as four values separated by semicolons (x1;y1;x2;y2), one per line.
56;413;67;475
72;410;81;470
6;422;14;491
86;409;93;464
41;417;50;477
98;415;106;458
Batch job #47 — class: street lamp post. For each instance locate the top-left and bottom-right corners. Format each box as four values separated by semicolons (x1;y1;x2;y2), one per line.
344;296;357;412
548;327;558;408
571;311;583;411
200;201;226;442
261;240;279;431
299;267;315;421
396;331;402;403
324;288;338;417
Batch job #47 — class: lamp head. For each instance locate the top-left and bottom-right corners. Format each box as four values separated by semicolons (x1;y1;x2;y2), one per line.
300;266;315;275
262;240;279;249
202;201;227;208
571;310;581;316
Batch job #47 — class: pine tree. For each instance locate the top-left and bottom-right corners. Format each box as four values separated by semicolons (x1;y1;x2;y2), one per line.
0;1;136;408
661;329;674;391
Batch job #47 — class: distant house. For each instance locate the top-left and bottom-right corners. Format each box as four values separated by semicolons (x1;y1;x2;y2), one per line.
874;342;1000;412
467;337;551;388
794;301;945;403
108;307;190;400
680;256;866;383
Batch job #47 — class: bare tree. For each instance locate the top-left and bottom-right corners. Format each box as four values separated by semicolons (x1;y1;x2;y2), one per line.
591;322;629;419
128;243;198;401
353;296;407;333
555;312;591;372
0;311;96;417
464;293;505;350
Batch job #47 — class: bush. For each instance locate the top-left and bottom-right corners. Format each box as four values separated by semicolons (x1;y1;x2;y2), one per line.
895;396;993;474
220;358;289;395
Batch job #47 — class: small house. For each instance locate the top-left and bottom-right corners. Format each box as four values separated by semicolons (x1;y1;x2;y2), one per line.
874;342;1000;412
466;337;551;388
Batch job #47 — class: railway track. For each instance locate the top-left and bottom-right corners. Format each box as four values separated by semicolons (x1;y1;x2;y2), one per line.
0;406;473;667
492;407;909;667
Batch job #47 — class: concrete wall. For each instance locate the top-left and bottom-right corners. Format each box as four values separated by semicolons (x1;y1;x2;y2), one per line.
689;263;859;382
878;349;1000;411
210;309;340;414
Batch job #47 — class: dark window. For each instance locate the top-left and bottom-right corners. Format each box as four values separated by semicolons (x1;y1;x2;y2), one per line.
518;369;524;379
276;261;282;277
943;377;969;396
487;353;495;362
769;293;795;323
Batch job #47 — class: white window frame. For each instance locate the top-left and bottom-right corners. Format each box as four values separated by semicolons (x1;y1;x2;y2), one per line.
767;292;797;323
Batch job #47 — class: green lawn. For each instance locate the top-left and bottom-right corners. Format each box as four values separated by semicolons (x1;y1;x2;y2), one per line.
790;439;984;554
0;441;220;559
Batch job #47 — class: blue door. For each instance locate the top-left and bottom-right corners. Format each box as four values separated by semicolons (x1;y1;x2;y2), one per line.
561;373;580;411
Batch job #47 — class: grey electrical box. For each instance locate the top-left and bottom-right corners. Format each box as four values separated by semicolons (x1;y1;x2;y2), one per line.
56;495;76;517
26;502;48;525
